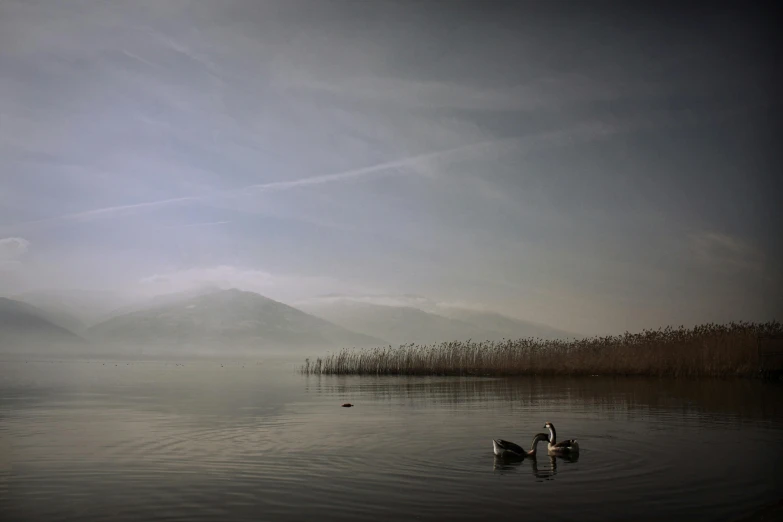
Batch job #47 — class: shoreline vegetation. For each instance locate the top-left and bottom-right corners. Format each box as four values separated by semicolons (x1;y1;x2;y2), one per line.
301;321;783;378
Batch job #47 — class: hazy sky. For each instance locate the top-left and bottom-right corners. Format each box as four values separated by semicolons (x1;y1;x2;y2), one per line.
0;0;780;335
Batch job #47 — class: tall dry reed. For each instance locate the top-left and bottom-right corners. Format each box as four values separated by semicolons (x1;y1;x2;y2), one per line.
301;321;782;378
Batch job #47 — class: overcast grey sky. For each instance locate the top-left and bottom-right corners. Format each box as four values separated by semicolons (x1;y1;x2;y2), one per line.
0;0;780;335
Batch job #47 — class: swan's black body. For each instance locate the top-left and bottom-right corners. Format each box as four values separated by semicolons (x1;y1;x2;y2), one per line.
492;433;550;458
492;439;526;456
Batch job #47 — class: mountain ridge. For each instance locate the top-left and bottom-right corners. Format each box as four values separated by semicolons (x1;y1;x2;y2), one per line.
436;306;579;340
298;299;505;346
86;288;387;355
0;297;87;353
299;297;578;345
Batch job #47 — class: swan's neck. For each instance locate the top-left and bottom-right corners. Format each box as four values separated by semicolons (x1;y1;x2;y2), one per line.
547;426;557;444
529;433;548;454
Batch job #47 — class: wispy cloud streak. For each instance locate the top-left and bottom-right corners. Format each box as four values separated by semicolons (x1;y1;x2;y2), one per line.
1;137;518;229
2;103;755;232
1;197;197;229
240;135;522;193
165;220;232;228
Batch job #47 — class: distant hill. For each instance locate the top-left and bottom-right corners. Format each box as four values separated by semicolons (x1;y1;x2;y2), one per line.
0;297;87;354
86;288;386;355
10;294;87;334
435;307;578;340
13;289;143;327
96;285;223;323
297;299;504;346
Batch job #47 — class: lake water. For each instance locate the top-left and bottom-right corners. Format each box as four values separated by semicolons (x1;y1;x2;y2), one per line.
2;358;782;522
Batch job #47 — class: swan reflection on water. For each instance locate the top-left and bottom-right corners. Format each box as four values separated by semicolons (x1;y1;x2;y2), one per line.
493;453;579;480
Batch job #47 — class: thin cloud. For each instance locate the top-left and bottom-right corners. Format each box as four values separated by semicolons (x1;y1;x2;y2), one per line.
239;135;522;193
2;197;197;229
2;104;755;232
0;122;631;231
689;231;764;274
165;220;232;228
137;265;371;304
0;236;30;272
1;137;519;229
295;293;508;318
212;119;639;202
0;236;30;259
120;49;161;69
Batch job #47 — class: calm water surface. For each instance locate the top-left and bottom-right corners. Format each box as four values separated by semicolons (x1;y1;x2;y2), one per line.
1;358;782;521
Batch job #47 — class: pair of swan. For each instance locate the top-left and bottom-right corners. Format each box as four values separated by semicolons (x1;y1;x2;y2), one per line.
493;421;579;458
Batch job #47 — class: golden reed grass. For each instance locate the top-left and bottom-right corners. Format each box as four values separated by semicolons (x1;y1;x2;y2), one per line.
301;321;782;378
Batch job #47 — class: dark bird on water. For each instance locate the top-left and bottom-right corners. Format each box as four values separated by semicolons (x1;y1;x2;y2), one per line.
342;403;354;407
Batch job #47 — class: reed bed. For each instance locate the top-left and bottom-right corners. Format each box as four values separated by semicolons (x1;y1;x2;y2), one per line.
301;321;782;378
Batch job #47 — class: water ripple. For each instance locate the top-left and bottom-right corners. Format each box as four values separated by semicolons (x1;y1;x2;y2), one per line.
2;360;782;522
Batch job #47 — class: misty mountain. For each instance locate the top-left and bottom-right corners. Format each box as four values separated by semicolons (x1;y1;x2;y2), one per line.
10;294;87;334
0;297;87;353
436;307;578;340
297;300;505;346
97;285;223;322
86;288;386;354
13;289;144;327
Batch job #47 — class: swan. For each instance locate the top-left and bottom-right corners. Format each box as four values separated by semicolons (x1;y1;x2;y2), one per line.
493;432;550;458
544;421;579;455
